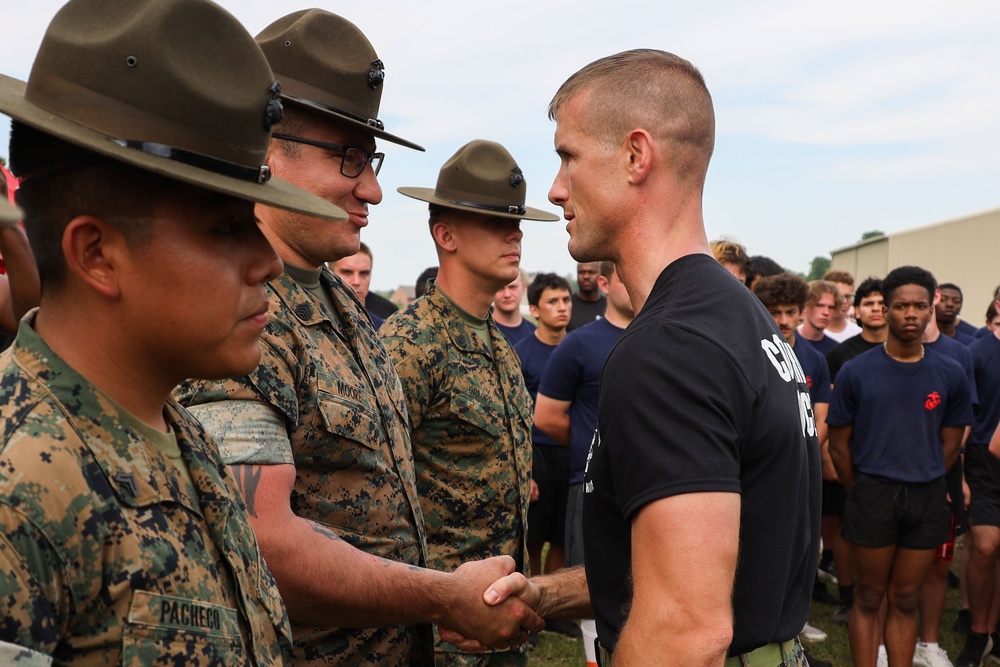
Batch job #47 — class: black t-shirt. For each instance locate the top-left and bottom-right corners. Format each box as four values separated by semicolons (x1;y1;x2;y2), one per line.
826;333;882;383
567;293;606;331
583;254;820;655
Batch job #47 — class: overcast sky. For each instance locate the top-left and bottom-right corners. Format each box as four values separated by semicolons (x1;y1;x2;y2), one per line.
3;1;999;290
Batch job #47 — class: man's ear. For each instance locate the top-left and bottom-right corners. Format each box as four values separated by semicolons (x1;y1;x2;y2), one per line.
624;128;654;184
597;274;610;296
528;304;540;320
61;215;125;299
431;220;458;253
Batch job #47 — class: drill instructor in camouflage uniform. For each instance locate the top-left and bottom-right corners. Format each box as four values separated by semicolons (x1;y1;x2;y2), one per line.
382;140;559;667
177;11;542;666
0;0;351;664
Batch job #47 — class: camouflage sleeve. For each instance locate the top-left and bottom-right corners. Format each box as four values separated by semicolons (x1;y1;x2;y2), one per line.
0;506;68;656
185;400;293;465
0;640;52;666
380;333;434;432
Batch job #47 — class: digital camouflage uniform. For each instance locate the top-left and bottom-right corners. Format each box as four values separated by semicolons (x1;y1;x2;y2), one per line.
178;269;427;666
380;281;532;664
0;318;291;666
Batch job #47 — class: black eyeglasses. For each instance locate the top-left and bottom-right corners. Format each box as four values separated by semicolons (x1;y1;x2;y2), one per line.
272;133;383;178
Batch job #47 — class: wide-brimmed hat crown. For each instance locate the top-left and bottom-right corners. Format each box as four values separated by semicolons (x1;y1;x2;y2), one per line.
257;10;423;152
0;0;347;221
397;140;559;222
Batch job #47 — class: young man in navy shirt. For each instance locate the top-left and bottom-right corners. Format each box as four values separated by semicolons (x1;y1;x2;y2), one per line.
829;265;974;667
514;273;572;580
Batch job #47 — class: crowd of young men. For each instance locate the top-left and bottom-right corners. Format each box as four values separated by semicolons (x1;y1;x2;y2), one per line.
6;4;1000;667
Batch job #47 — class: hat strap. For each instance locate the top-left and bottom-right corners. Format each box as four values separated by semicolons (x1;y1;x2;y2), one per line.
112;140;272;184
283;93;385;131
451;200;527;217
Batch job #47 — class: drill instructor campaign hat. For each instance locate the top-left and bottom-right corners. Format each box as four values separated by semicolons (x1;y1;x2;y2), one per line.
398;140;560;222
0;0;347;222
257;9;424;152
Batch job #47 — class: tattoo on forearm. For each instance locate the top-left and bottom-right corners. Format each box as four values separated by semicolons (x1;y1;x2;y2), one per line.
310;522;342;542
233;465;263;518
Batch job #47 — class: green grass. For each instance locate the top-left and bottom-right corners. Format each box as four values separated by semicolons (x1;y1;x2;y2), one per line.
528;540;970;666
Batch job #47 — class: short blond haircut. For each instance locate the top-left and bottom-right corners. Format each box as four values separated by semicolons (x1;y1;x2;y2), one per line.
806;280;844;310
549;49;715;183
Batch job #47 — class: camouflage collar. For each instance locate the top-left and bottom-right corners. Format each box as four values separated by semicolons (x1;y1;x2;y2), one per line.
8;314;225;512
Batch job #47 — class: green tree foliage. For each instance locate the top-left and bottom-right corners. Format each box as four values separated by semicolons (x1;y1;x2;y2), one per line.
807;256;831;281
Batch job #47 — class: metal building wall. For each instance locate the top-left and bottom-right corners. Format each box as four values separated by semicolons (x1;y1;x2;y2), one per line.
830;207;1000;327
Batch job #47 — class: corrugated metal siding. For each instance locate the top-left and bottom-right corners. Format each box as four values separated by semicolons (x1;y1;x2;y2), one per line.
829;208;1000;326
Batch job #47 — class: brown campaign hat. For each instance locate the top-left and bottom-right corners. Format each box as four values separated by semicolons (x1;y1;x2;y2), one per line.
0;0;347;222
257;10;424;152
398;140;560;222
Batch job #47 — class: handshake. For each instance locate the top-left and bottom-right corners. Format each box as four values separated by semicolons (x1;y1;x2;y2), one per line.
436;558;589;653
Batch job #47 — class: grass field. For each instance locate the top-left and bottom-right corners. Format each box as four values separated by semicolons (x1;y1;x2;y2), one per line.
527;539;970;666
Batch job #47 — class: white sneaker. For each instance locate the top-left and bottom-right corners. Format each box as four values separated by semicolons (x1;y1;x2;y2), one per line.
799;622;827;642
914;642;954;667
877;644;888;667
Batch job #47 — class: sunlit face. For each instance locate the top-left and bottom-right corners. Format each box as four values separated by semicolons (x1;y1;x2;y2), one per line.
445;212;523;290
804;293;836;331
549;93;621;263
494;274;525;316
258;116;383;268
936;287;962;324
855;292;886;330
530;287;572;331
124;189;282;383
332;251;372;301
885;284;933;344
767;304;802;346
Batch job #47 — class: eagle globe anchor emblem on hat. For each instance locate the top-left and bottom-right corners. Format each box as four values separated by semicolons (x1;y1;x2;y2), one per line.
397;140;560;221
0;0;347;222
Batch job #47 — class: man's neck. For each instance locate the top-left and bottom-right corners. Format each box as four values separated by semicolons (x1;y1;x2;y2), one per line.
860;326;888;344
493;310;523;327
826;315;847;334
937;319;957;337
575;289;601;303
535;325;566;346
435;271;495;319
34;305;171;431
922;320;942;343
603;308;633;330
798;321;825;341
885;336;924;362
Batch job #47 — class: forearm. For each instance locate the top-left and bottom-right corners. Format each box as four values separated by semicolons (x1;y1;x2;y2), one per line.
941;427;965;473
529;566;592;619
828;427;854;490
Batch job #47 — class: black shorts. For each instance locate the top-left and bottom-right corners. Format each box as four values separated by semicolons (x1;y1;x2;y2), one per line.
966;444;1000;529
842;473;950;550
527;444;569;544
822;479;847;517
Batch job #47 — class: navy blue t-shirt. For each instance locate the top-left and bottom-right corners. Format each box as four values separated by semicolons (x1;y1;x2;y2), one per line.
968;332;1000;447
927;334;978;407
514;333;559;447
828;346;974;483
538;318;625;483
495;319;536;345
796;328;838;357
793;332;831;406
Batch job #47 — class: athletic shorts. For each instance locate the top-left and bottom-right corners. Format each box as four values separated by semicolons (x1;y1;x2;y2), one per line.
822;478;847;517
527;444;569;544
966;444;1000;529
842;473;950;550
